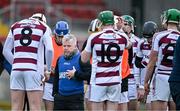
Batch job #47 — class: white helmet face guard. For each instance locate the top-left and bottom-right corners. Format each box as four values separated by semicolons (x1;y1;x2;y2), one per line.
30;13;47;23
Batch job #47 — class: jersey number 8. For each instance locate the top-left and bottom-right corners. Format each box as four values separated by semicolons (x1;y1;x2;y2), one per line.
20;27;32;46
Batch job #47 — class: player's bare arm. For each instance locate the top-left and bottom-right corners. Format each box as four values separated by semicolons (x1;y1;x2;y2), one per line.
144;50;158;94
81;50;91;63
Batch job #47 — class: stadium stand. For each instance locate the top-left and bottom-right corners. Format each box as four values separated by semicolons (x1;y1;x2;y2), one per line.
0;0;10;8
51;0;105;21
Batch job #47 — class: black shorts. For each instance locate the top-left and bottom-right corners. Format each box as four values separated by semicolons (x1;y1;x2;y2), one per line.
169;82;180;110
121;77;128;93
53;93;84;110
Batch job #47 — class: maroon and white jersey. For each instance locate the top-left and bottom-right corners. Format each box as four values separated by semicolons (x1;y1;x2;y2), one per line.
4;18;53;73
130;34;140;74
152;29;180;76
136;38;152;85
137;38;152;67
85;28;130;86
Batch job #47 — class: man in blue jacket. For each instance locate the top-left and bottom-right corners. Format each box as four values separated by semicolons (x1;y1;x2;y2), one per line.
53;34;90;110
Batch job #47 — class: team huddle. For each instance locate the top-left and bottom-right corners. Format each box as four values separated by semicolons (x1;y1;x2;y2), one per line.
1;8;180;111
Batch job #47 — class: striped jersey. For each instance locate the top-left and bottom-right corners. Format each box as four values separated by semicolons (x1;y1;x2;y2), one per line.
9;18;52;72
136;38;152;85
85;28;130;86
137;38;152;67
152;29;180;76
130;34;140;74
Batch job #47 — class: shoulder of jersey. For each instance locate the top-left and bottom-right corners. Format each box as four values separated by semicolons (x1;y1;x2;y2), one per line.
153;30;171;39
10;19;30;29
132;34;140;41
88;30;104;39
35;19;52;33
40;20;50;27
139;38;146;44
10;20;22;28
156;30;166;34
116;31;128;38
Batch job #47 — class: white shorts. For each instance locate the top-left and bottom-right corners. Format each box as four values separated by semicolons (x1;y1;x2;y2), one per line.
89;84;121;102
140;68;147;85
10;70;43;91
128;78;137;100
146;94;152;103
146;75;154;103
119;91;129;103
146;85;153;103
151;74;172;102
43;82;54;101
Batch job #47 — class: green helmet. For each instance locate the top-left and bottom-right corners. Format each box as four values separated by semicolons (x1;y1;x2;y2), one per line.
161;8;180;24
98;10;114;25
121;15;135;26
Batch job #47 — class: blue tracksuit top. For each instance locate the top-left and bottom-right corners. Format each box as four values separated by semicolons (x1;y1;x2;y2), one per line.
169;36;180;82
57;52;84;96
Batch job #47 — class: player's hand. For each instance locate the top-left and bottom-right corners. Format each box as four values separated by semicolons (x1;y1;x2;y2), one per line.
41;70;51;86
137;87;145;102
66;66;76;79
144;82;150;95
41;76;46;86
44;70;51;81
51;67;55;75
